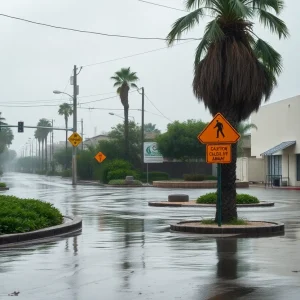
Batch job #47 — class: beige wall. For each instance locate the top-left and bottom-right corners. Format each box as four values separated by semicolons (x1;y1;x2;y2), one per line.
251;95;300;186
236;157;265;182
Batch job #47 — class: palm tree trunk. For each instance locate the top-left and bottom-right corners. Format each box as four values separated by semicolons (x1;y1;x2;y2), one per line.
215;112;238;223
45;136;48;171
42;139;44;171
38;141;41;170
124;104;129;160
65;117;68;170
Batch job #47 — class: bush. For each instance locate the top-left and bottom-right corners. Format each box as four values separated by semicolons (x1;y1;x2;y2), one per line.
183;174;217;181
196;192;259;204
107;169;138;181
102;159;134;183
0;182;6;188
140;171;169;182
108;179;143;186
46;170;60;176
0;195;63;235
61;169;72;178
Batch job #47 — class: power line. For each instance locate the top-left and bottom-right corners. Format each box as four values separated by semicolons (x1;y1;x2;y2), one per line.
0;13;200;41
82;40;194;68
144;93;172;122
138;0;187;12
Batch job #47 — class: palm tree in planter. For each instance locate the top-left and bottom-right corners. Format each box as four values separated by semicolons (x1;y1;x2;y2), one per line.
58;103;73;169
111;67;139;160
167;0;288;222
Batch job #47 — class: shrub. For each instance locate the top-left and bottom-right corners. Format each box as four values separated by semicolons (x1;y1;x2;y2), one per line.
196;192;259;204
108;179;143;186
0;195;63;235
0;182;6;188
204;175;217;180
102;159;134;183
140;171;169;182
183;174;205;181
107;169;138;181
61;169;72;178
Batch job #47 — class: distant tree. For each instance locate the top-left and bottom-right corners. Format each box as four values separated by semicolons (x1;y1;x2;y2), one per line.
156;120;207;161
144;123;161;134
237;122;257;157
0;113;14;154
111;67;139;160
37;119;52;171
58;103;73;169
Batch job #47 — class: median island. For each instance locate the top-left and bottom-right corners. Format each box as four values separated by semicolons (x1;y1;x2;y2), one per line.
0;195;63;235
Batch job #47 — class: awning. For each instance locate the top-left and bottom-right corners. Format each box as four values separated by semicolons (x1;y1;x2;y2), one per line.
261;141;296;156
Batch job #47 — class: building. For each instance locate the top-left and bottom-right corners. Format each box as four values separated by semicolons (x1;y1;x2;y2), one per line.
83;135;110;149
251;95;300;186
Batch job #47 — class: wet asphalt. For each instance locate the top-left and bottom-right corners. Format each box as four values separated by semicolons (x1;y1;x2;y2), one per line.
0;173;299;299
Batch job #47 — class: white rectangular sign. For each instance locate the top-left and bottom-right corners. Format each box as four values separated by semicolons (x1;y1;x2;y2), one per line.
143;142;163;163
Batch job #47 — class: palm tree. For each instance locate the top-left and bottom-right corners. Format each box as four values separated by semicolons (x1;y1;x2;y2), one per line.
34;129;43;170
58;103;73;169
111;67;139;160
167;0;288;222
237;122;257;157
37;119;52;171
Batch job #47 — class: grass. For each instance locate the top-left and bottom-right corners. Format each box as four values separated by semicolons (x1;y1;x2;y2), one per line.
196;192;259;204
0;182;7;188
201;218;248;225
108;179;143;186
0;195;63;235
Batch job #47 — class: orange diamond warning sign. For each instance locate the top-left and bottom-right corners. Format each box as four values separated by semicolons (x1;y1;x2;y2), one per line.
68;132;82;147
95;152;106;163
198;113;240;144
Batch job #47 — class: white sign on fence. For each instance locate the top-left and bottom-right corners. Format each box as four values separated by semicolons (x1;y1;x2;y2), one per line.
143;142;163;163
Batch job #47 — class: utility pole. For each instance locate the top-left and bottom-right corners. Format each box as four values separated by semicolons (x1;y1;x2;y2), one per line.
81;118;84;151
72;65;78;186
141;87;145;165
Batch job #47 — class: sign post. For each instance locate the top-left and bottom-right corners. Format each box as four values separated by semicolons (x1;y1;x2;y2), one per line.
197;113;240;227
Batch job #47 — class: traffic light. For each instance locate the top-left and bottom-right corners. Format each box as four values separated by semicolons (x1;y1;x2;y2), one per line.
18;121;24;133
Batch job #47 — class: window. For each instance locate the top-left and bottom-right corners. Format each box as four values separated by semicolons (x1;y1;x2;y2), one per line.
296;154;300;181
268;155;282;176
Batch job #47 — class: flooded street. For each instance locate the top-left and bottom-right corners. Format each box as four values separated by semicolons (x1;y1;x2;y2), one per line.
0;173;300;299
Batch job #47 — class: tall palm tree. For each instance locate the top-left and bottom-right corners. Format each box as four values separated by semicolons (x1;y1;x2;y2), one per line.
111;67;139;160
37;119;52;171
237;122;257;157
167;0;288;222
58;103;73;169
34;129;43;170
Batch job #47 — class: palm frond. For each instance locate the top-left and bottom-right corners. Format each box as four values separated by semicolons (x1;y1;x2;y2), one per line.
194;37;210;66
113;81;122;88
229;0;253;17
253;38;282;75
258;9;289;38
166;8;206;45
130;83;138;89
251;0;284;14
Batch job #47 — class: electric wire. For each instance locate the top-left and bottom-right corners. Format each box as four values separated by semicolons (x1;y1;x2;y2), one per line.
0;13;200;41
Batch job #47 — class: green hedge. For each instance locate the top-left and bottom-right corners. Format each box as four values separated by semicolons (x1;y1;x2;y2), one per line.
183;174;217;181
140;171;169;182
107;169;138;181
196;192;259;204
0;182;6;188
102;159;136;183
108;179;143;186
0;195;63;235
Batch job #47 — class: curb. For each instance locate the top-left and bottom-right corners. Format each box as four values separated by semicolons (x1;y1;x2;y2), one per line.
170;220;284;237
148;201;275;208
0;216;82;248
153;181;249;189
0;187;9;191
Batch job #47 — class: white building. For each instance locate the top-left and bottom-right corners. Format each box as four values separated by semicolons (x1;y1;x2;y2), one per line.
251;95;300;186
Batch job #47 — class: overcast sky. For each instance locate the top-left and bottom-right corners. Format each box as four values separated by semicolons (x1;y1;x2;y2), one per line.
0;0;298;154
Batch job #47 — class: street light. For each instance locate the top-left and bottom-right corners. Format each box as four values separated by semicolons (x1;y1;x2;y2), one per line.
108;112;135;122
53;86;78;186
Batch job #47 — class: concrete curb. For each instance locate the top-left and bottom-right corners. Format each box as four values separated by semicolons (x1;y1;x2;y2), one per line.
0;187;9;191
153;181;249;189
0;216;82;247
170;220;284;237
148;201;275;208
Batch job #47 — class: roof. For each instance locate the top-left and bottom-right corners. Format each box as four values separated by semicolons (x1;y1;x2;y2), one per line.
261;141;296;156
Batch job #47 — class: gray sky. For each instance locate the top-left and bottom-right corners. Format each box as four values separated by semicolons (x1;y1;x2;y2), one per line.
0;0;298;155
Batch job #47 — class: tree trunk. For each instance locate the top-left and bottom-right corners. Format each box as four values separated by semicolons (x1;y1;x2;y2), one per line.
38;141;41;170
65;117;68;170
45;136;48;171
124;104;129;160
215;112;238;223
42;139;44;171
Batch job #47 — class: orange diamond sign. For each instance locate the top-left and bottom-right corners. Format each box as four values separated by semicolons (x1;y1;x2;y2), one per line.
95;152;106;163
68;132;82;147
198;113;240;144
